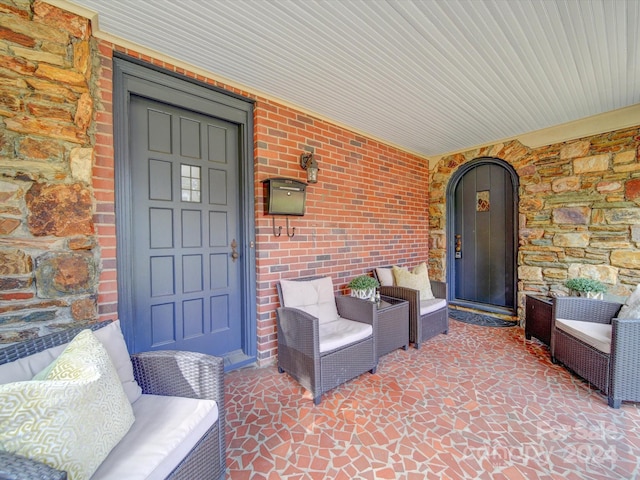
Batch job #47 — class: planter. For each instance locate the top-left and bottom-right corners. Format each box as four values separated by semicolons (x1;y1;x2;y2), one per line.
570;290;604;300
351;287;376;300
347;275;379;301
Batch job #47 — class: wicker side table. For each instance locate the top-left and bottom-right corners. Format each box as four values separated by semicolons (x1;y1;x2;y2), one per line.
525;295;552;346
375;295;410;358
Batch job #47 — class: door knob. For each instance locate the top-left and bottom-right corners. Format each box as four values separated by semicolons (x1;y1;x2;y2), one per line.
231;239;239;262
455;234;462;259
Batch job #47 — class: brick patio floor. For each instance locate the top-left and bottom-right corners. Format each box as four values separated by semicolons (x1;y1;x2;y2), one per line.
225;318;640;479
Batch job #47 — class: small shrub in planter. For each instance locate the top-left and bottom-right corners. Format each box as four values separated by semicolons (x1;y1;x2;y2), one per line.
348;275;379;300
564;278;607;299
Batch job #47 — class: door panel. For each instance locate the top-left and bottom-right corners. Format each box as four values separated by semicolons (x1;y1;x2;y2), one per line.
453;162;515;310
129;95;242;356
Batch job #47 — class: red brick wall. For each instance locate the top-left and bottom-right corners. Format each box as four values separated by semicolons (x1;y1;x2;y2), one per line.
94;46;430;363
93;42;117;321
254;100;429;362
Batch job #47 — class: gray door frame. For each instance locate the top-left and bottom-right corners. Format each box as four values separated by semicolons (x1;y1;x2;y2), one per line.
445;157;519;315
113;55;257;369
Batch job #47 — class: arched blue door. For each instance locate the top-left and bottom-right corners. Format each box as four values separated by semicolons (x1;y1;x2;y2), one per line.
447;158;518;315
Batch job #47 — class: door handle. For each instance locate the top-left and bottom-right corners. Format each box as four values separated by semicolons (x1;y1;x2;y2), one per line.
455;234;462;258
231;239;239;262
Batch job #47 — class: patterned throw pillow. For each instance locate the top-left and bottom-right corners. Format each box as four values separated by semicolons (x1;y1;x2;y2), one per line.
0;330;135;480
392;262;434;300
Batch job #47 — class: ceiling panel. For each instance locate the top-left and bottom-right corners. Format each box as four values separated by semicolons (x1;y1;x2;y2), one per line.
65;0;640;157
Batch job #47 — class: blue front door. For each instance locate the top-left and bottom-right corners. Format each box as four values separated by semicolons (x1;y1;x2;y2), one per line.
128;94;243;360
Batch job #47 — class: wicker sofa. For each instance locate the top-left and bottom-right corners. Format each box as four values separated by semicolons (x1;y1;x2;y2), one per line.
0;321;226;480
276;276;377;405
374;265;448;349
551;296;640;408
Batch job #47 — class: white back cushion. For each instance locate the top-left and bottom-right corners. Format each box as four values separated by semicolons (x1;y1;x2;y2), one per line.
279;277;339;325
0;321;142;404
93;320;142;403
375;267;395;287
618;284;640;319
0;343;65;385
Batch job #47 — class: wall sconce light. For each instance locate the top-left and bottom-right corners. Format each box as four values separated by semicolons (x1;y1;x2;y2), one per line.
300;152;319;184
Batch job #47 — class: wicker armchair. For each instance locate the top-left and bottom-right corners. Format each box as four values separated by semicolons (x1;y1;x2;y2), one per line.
551;297;640;408
276;276;377;405
0;322;226;480
373;266;449;349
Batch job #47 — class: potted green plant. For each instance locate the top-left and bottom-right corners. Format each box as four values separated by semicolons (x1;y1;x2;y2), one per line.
348;275;380;300
564;278;607;300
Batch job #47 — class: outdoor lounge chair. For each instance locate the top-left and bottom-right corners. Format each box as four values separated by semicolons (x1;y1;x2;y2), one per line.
374;265;448;349
551;296;640;408
276;276;377;405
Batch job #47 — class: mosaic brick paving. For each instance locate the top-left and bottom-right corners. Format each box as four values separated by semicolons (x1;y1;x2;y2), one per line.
225;320;640;479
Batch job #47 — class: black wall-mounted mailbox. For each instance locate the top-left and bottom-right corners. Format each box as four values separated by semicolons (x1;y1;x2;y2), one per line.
263;178;307;216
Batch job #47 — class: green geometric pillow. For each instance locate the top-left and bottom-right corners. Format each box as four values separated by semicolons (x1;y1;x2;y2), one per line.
0;329;135;480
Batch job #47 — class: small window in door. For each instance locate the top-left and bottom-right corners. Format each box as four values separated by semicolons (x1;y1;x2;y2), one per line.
181;164;201;202
477;190;490;212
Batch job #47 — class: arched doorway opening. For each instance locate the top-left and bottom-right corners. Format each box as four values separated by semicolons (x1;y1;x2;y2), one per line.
446;157;519;315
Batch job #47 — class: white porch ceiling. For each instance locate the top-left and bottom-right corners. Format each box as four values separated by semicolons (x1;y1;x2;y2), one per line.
65;0;640;158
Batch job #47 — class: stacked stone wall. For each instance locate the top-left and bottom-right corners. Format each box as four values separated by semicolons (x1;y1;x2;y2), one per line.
430;127;640;320
0;0;98;342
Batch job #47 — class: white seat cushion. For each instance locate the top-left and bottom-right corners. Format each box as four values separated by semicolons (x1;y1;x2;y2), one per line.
420;298;447;316
556;318;612;354
318;318;372;353
280;277;339;325
91;394;218;480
